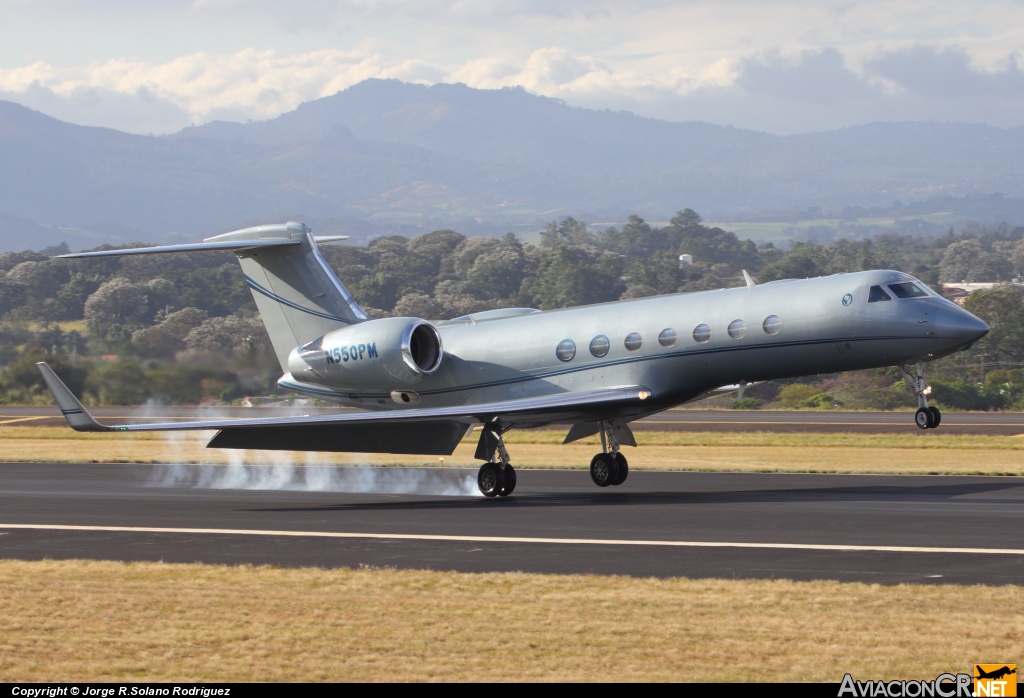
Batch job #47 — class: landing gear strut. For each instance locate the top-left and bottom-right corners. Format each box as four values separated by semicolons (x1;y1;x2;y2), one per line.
590;420;629;487
900;363;941;429
475;421;516;497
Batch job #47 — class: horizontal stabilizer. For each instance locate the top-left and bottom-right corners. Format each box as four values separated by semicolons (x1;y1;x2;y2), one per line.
56;238;300;259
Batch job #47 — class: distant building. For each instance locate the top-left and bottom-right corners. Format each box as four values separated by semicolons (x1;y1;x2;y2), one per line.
941;280;1024;305
679;254;693;268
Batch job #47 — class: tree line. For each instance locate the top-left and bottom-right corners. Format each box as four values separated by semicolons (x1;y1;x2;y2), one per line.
2;209;1024;409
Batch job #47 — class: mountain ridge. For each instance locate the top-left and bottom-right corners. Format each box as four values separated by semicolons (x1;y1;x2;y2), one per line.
3;79;1024;251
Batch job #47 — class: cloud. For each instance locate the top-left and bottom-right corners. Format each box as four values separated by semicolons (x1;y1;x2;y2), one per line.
0;83;193;134
0;49;420;130
866;45;1024;98
733;48;875;104
3;40;1024;136
667;46;1024;132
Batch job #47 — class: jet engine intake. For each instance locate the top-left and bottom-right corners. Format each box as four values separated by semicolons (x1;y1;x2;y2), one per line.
286;317;443;389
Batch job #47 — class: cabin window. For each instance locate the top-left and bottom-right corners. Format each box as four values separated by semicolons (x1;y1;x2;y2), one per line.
556;339;576;362
658;328;677;347
888;282;929;299
624;332;643;351
727;319;746;339
868;285;892;302
762;315;782;334
589;335;610;357
692;324;711;343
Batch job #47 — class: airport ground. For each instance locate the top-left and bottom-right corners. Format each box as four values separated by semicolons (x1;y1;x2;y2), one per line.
1;409;1021;681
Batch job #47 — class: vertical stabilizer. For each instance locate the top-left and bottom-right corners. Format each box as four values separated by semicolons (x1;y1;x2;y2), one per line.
205;222;368;368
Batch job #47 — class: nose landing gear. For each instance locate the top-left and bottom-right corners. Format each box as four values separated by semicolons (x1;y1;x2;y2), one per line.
475;421;516;497
901;363;941;429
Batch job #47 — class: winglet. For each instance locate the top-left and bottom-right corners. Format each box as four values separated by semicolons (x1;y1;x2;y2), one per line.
36;362;109;432
742;270;756;288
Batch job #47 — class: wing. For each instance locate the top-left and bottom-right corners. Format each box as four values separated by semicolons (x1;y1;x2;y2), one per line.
37;362;652;455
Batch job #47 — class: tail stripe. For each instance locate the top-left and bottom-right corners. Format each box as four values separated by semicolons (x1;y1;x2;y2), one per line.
244;276;355;324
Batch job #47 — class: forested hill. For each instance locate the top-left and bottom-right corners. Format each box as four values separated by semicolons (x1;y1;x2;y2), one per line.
5;79;1024;250
3;211;1024;410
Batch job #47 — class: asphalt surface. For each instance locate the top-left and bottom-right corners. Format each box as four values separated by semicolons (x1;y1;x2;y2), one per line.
1;463;1022;584
4;406;1024;434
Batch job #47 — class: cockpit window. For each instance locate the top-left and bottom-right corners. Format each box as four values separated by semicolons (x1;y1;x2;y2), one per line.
868;285;892;303
887;282;929;299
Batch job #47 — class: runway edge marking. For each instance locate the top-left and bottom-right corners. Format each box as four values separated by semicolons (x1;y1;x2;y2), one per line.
1;523;1023;555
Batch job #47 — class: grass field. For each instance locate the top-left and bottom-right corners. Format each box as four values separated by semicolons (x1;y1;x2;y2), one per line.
2;426;1023;475
2;427;1021;681
0;559;1020;682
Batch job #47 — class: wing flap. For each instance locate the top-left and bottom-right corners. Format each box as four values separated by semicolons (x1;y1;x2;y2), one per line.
208;420;471;455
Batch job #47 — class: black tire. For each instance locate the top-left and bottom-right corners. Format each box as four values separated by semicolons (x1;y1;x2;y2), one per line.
498;464;517;496
915;407;932;430
478;462;504;497
611;452;629;486
590;453;619;487
928;406;941;429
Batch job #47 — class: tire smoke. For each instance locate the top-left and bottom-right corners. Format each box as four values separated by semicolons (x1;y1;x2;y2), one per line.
147;461;481;496
138;407;481;497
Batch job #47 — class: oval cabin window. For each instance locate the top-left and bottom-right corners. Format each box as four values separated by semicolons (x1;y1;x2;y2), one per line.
692;324;711;343
624;332;643;351
556;339;576;362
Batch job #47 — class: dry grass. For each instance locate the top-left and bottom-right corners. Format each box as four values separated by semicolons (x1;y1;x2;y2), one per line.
1;426;1023;475
0;559;1019;682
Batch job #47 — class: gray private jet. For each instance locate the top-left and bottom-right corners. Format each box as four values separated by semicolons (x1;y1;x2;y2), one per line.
38;222;990;496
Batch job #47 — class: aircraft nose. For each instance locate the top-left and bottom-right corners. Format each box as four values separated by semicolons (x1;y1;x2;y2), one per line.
938;306;989;343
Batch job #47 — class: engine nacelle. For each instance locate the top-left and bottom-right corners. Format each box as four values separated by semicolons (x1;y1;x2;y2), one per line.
287;317;443;390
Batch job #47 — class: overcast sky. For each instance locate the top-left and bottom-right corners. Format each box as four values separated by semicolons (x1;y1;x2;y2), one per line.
2;0;1024;135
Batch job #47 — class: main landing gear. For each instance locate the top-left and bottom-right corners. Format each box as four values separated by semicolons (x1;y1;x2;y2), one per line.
475;421;516;497
473;418;636;496
590;420;629;487
900;362;941;429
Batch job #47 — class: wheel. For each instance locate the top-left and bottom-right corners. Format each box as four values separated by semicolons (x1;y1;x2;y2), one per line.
928;406;941;429
915;407;933;429
498;464;516;496
478;462;505;497
590;453;619;487
611;452;629;486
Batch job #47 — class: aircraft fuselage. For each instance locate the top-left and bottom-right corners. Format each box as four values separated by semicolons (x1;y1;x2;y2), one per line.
279;270;988;418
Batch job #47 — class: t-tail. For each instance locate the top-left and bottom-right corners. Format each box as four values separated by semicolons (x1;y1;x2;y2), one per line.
58;221;368;369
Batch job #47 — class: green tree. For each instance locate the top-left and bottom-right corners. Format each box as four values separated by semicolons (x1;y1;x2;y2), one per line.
87;361;152;405
52;273;100;320
83;278;149;338
540;217;594;249
0;276;26;316
758;243;824;282
1;350;87;403
531;245;623;309
963;285;1024;366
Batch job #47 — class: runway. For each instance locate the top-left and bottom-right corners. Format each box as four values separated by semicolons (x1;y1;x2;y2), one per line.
4;406;1024;434
1;463;1022;585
